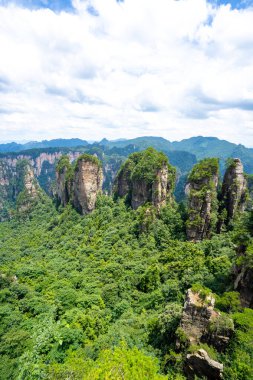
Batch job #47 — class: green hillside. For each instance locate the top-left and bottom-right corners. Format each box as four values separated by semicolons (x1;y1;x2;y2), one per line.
0;191;252;379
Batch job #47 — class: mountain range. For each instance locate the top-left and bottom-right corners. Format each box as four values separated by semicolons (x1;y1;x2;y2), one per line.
1;135;253;173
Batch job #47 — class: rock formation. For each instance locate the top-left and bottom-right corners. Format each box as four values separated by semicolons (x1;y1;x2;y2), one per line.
186;158;219;241
73;155;103;214
218;158;247;230
184;349;223;380
23;165;38;198
16;161;40;212
234;262;253;308
55;155;73;207
114;148;176;210
179;288;218;345
56;154;103;214
179;288;234;351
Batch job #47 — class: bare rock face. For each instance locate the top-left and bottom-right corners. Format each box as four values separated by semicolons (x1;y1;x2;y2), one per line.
131;179;151;210
55;156;73;207
114;160;132;199
16;163;40;212
23;165;38;199
184;349;223;380
56;167;69;207
219;158;247;229
186;158;219;241
55;154;103;214
180;289;218;345
114;148;176;210
73;157;103;214
179;289;234;351
152;164;171;208
235;265;253;308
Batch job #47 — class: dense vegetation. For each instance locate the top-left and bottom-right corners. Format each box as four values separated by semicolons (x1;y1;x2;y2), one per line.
0;188;253;379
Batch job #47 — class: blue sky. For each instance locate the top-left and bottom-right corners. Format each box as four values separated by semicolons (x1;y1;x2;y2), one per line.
0;0;252;11
0;0;253;144
0;0;74;11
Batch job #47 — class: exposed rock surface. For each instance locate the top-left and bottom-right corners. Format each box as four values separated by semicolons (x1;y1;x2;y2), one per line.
56;166;70;207
114;148;176;210
179;289;234;351
73;157;103;214
180;289;218;345
184;349;223;380
23;165;38;199
186;158;219;241
218;158;247;230
0;159;41;217
114;160;132;199
234;264;253;308
55;156;73;207
56;154;103;214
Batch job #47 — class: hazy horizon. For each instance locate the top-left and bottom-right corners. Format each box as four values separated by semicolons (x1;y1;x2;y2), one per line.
1;134;253;149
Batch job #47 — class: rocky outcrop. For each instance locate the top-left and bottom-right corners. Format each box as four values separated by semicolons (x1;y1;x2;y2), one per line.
235;264;253;308
56;154;103;214
179;289;234;351
186;158;219;241
184;349;223;380
22;164;38;199
0;159;41;217
218;158;247;230
73;156;103;214
114;160;132;199
179;288;234;379
15;161;40;212
151;165;170;208
55;156;73;207
179;289;218;345
114;148;176;210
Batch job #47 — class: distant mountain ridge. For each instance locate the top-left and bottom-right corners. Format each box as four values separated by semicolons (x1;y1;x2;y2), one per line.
0;138;88;153
2;135;253;172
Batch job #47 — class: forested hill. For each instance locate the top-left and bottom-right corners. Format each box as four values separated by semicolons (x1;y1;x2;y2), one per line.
0;149;253;379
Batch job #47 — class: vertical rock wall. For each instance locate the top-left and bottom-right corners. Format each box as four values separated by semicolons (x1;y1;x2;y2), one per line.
186;158;219;241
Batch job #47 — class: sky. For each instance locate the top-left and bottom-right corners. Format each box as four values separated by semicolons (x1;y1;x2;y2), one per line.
0;0;253;145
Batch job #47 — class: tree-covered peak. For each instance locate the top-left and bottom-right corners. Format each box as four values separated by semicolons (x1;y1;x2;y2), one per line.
75;153;102;170
188;158;219;183
123;147;174;184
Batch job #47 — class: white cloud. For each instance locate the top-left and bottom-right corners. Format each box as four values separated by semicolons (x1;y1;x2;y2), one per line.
0;0;253;144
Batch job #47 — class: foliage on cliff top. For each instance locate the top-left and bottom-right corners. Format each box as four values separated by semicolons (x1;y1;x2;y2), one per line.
118;147;176;187
56;155;71;174
188;158;219;183
75;153;102;170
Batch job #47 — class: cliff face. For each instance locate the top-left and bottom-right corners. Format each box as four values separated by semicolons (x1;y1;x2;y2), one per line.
22;165;38;199
55;156;73;207
186;158;219;241
73;157;103;214
184;349;223;380
0;159;40;218
0;151;81;198
179;288;233;379
16;163;40;212
179;288;234;350
56;154;103;214
114;160;132;199
219;158;247;229
234;255;253;308
151;165;170;208
114;148;176;210
179;289;217;345
235;267;253;308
